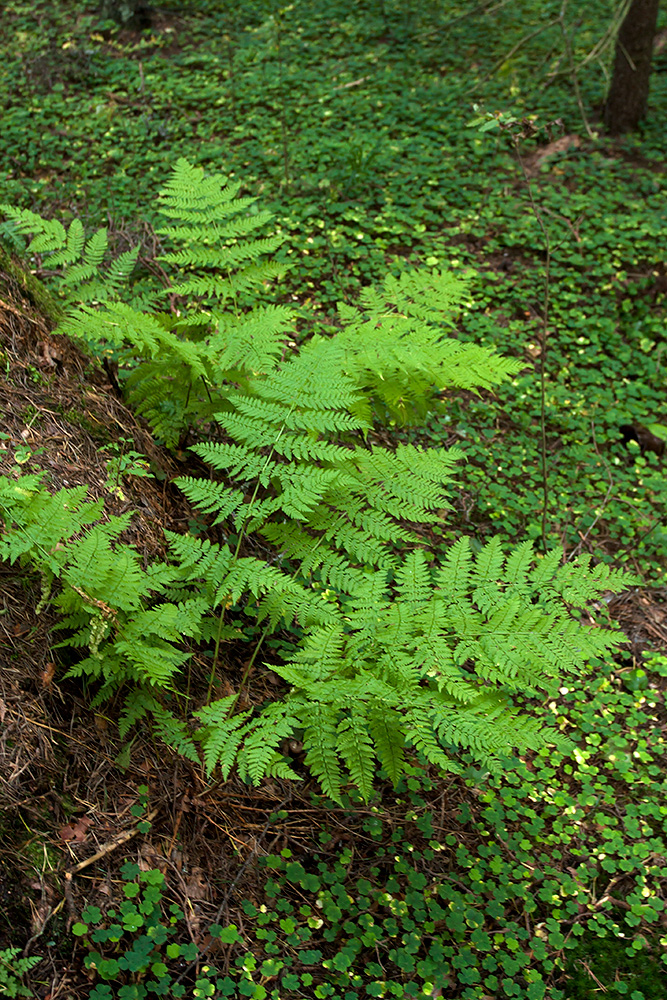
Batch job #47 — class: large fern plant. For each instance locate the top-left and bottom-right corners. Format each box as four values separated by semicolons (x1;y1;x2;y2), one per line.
0;163;629;801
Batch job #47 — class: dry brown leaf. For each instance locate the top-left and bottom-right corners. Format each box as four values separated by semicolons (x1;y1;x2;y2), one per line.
41;661;56;688
59;815;92;843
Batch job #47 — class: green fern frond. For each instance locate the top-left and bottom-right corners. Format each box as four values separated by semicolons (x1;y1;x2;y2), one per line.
434;536;473;598
549;554;630;605
189;442;281;484
472;536;506;587
174;477;246;525
161;236;284;272
529;546;564;587
503;539;535;588
283;624;346;681
127;599;207;644
258;582;342;631
150;703;200;763
114;636;189;686
237;704;300;785
193;696;250;777
261;521;370;594
169;263;285;302
336;712;376;801
49;218;85;266
208;305;293;374
119;690;157;740
301;702;343;802
0;477;103;571
395;551;433;604
62;533;148;612
367;705;405;785
0;205;67;253
404;708;462;773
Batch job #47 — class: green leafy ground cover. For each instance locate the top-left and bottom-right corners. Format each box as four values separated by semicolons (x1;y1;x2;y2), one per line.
28;655;667;1000
2;0;667;997
2;0;667;573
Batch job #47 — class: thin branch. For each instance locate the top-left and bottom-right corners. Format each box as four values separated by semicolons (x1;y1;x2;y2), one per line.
514;140;552;552
477;19;560;86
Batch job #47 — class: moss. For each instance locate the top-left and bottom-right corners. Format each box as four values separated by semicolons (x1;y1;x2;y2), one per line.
0;239;63;325
61;407;114;445
563;926;667;997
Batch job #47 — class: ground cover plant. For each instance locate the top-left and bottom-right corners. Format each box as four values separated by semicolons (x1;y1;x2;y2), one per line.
10;652;667;1000
1;0;667;997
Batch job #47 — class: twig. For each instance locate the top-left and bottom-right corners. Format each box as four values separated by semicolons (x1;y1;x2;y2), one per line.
65;807;160;876
557;1;595;139
0;298;43;325
513;140;552;552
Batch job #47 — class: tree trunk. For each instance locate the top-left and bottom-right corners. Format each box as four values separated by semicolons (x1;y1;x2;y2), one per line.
604;0;660;134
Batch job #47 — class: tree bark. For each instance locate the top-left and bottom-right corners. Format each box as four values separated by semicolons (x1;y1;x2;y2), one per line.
604;0;660;134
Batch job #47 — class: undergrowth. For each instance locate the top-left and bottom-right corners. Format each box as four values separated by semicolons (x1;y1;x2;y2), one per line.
2;0;665;572
36;654;667;1000
1;1;666;997
0;159;629;803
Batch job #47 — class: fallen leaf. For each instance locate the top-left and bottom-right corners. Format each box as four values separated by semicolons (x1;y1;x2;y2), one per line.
41;662;56;688
184;868;208;901
40;341;61;366
59;816;92;843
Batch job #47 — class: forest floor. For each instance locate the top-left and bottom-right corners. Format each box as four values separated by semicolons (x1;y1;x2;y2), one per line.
2;235;667;1000
2;1;667;998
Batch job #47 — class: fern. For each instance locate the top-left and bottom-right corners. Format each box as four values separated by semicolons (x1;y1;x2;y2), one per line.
193;697;251;778
0;161;634;803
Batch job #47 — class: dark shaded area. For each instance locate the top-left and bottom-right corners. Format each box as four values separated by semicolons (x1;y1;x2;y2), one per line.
99;0;153;30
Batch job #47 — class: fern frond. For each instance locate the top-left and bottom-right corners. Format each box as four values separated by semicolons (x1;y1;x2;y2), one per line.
174;477;246;525
336;712;376;801
208;304;293;374
150;703;200;763
261;521;370;594
169;262;285;302
62;533;148;612
0;477;103;571
301;702;343;802
114;636;190;686
193;697;250;777
237;704;300;785
404;708;461;773
434;536;473;598
119;689;157;740
503;538;535;589
366;705;405;785
0;205;67;253
395;550;432;604
190;442;280;484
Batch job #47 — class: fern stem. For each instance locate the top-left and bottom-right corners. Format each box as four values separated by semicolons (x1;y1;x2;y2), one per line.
226;622;272;719
206;607;228;704
207;411;295;703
